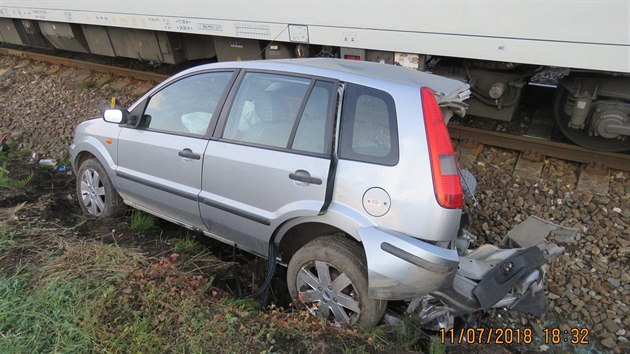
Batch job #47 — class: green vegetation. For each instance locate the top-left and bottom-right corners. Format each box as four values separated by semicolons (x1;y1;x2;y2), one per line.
173;234;205;254
131;209;158;231
428;339;446;354
0;238;375;353
0;227;16;253
0;164;33;188
0;273;97;353
79;80;97;89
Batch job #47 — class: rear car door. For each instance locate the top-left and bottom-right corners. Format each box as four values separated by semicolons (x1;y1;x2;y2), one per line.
116;71;235;230
200;71;337;255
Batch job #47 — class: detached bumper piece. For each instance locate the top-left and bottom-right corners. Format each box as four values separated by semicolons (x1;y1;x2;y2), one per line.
473;246;547;315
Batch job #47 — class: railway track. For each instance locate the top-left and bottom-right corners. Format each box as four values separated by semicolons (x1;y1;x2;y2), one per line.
0;47;168;83
1;47;628;172
448;125;630;171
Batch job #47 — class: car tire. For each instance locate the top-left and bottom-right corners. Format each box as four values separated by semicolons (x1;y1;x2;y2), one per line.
287;235;387;329
76;158;125;218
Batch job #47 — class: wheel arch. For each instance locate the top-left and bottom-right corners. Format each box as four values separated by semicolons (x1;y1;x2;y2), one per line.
71;137;119;189
275;206;374;264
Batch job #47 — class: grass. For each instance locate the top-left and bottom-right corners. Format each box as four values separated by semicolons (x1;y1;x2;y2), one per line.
0;163;33;188
79;80;97;89
0;231;379;353
0;273;98;353
173;234;205;254
428;339;446;354
131;209;158;231
0;240;142;353
0;227;17;253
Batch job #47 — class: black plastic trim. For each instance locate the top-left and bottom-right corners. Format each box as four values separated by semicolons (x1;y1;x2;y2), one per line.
198;195;271;226
115;170;197;201
178;149;201;160
380;242;452;274
288;172;322;185
472;246;545;310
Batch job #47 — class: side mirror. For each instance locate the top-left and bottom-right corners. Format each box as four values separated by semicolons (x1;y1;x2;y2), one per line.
103;109;124;123
102;97;130;124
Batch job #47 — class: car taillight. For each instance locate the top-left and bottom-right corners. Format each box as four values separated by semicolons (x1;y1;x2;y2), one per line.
421;87;463;209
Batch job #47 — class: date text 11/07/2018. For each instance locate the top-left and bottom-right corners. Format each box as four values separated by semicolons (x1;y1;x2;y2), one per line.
439;327;590;345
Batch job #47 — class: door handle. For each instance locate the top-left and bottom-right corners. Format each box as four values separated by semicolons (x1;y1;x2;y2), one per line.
289;170;322;185
178;148;201;160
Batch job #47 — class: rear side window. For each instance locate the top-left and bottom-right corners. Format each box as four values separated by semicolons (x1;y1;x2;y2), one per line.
340;83;398;165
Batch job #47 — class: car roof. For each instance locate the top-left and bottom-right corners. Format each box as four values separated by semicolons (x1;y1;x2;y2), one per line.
181;58;465;95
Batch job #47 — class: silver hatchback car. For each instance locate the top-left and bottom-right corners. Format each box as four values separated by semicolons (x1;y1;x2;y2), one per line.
70;59;547;329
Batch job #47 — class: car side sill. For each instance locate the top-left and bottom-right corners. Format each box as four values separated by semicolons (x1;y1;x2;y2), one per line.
116;170;197;201
198;196;271;226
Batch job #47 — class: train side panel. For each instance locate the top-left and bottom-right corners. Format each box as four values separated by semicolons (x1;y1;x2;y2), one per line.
0;1;628;72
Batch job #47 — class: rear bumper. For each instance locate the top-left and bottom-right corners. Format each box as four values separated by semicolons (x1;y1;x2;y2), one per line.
358;227;459;300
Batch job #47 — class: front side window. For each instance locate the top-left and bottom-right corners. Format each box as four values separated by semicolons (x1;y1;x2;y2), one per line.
142;71;233;135
340;83;398;165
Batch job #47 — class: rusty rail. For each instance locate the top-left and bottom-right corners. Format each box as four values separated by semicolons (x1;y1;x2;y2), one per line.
0;48;168;83
2;47;628;171
448;125;630;171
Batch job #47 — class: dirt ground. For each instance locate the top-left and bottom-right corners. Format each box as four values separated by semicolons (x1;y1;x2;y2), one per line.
0;148;616;354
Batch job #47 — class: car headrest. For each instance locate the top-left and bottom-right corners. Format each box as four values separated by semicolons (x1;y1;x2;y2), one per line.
254;91;289;123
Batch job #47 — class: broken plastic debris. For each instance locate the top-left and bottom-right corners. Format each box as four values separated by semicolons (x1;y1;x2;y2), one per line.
39;158;58;167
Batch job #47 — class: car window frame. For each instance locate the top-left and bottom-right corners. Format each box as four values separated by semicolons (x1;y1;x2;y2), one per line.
338;82;400;166
129;69;239;140
213;69;338;159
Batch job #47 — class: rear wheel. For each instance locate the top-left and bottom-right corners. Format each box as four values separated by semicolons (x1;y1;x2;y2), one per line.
287;236;387;329
76;158;125;218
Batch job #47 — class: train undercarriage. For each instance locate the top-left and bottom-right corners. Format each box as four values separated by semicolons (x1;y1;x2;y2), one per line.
1;17;628;152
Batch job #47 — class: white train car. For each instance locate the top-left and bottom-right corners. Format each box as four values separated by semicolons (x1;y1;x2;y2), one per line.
1;1;629;151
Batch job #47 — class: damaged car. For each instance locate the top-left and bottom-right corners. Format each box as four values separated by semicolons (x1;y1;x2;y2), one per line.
69;58;551;329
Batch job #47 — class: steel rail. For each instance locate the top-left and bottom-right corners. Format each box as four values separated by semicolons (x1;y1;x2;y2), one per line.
448;125;630;171
2;47;628;170
0;48;169;82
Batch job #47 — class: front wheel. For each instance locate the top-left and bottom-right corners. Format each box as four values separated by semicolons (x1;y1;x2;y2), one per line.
287;236;387;329
76;158;125;218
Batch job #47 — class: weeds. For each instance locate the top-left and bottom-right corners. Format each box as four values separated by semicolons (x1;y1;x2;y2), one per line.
173;235;205;254
131;209;158;231
79;80;97;89
428;339;446;354
0;163;33;188
0;226;16;253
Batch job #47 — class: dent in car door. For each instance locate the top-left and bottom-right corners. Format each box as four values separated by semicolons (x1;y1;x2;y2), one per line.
200;72;337;255
116;71;235;229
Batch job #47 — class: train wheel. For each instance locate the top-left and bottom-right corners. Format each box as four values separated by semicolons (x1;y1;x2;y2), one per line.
553;87;630;152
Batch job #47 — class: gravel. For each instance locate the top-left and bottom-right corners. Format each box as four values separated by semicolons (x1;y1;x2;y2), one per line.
462;146;629;353
0;55;143;159
1;54;628;353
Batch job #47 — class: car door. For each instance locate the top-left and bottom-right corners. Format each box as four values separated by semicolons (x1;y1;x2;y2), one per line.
200;71;337;255
116;70;236;230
